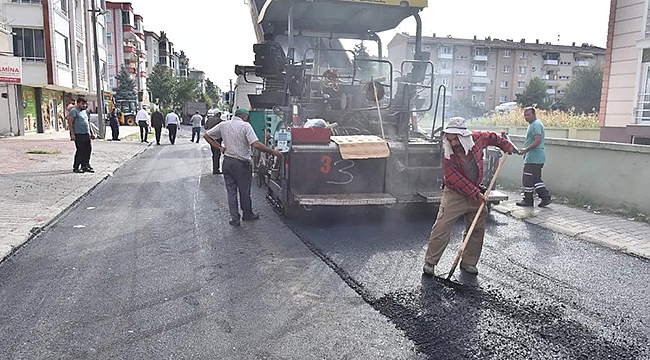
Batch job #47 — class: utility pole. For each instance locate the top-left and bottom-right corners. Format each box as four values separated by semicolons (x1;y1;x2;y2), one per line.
136;42;141;102
90;0;105;139
229;78;233;113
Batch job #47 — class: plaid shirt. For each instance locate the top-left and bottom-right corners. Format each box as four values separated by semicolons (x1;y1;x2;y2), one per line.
444;131;514;198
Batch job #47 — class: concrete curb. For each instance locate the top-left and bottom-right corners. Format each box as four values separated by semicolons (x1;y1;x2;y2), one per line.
492;201;650;260
0;142;151;264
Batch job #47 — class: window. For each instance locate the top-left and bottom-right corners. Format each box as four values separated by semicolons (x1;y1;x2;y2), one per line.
503;50;511;58
158;56;166;65
12;28;46;60
499;96;508;103
500;81;509;88
109;76;115;88
55;32;70;65
108;53;114;65
519;66;527;74
440;78;449;86
121;10;131;26
454;70;468;75
105;12;112;22
559;75;570;80
560;61;572;66
456;55;469;60
107;32;113;45
520;51;528;59
11;0;42;3
518;81;526;89
454;86;467;90
441;46;452;54
440;61;450;70
100;24;106;46
58;0;68;14
503;65;510;73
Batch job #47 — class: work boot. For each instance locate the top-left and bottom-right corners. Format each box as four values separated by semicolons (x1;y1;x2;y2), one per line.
73;168;83;173
538;198;552;207
460;263;479;275
422;262;435;276
516;200;533;207
242;213;260;221
229;218;241;226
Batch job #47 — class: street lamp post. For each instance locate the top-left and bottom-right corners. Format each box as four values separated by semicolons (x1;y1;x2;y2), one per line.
90;0;105;139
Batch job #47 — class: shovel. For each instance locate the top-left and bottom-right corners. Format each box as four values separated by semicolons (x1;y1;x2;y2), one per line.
445;131;517;280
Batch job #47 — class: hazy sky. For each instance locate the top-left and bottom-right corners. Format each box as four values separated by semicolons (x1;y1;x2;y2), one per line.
131;0;611;91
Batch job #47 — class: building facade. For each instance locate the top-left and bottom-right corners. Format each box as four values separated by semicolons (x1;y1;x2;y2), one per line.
189;68;205;93
2;0;109;135
600;0;650;144
106;1;147;103
388;33;606;111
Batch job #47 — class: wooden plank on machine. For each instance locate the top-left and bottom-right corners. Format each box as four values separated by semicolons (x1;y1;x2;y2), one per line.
331;135;390;160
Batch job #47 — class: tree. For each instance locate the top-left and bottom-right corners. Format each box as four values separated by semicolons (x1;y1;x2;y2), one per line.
172;77;200;108
205;79;224;109
147;64;176;108
449;96;487;119
562;65;604;114
353;42;375;80
115;66;137;101
515;77;550;109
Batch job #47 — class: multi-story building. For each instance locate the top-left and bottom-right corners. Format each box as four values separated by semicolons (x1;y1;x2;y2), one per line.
106;1;147;103
388;33;606;111
2;0;109;135
157;31;175;71
189;68;205;93
143;30;158;76
599;0;650;144
0;20;21;136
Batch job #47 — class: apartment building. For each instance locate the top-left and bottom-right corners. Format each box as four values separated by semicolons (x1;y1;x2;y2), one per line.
388;33;606;111
143;30;158;76
599;0;650;144
1;0;109;135
0;20;21;136
189;68;205;93
157;31;176;72
105;1;147;103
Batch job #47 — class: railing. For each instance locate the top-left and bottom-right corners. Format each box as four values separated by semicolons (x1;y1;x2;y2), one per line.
77;66;86;84
575;60;590;67
543;59;559;66
75;21;83;38
473;55;488;61
636;93;650;123
472;70;487;77
438;68;451;75
438;53;453;59
546;88;556;94
471;86;486;92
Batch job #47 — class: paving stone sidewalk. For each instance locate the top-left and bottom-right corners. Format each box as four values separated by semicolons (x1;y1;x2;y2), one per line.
494;190;650;260
0;126;148;262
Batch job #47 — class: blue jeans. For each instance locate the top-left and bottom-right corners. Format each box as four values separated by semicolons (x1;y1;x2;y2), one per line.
191;127;201;142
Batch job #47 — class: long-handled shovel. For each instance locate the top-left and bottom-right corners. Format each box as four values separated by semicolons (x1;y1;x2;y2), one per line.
445;136;516;280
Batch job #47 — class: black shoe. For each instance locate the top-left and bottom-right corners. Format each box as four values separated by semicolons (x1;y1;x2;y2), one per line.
538;198;552;207
85;165;94;171
82;167;95;173
73;168;83;173
229;218;241;226
242;213;260;221
516;200;533;207
213;170;222;174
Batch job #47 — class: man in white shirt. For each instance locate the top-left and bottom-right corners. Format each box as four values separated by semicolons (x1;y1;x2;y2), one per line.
190;111;203;143
164;109;181;145
136;105;150;143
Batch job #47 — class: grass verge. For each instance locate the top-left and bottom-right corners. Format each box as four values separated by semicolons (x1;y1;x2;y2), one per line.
26;150;61;155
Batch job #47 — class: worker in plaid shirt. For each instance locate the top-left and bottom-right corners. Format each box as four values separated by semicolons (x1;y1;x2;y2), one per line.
423;117;515;277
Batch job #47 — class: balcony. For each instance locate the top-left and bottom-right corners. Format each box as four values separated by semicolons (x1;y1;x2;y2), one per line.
473;55;488;61
472;70;487;77
438;68;452;75
124;45;137;54
542;74;558;81
546;88;556;95
471;77;491;84
438;53;453;60
575;60;590;67
543;59;559;66
472;86;487;92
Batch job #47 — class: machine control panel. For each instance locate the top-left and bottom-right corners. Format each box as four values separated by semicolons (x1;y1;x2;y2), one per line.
274;130;292;153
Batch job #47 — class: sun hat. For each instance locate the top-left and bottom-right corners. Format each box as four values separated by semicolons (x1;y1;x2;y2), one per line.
443;117;472;137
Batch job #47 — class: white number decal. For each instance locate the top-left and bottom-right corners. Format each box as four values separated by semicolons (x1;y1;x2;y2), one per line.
326;160;355;185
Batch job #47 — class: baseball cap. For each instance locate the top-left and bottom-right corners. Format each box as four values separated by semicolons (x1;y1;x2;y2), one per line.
234;108;250;116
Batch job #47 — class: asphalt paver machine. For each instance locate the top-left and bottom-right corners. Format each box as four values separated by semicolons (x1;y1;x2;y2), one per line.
239;0;507;217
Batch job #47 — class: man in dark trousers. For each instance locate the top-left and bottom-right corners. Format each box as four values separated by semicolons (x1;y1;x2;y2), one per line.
516;107;552;207
204;111;223;174
203;108;282;226
66;97;96;173
109;108;120;141
151;107;165;145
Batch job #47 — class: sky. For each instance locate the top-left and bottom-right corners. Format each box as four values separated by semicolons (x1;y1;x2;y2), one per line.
130;0;611;92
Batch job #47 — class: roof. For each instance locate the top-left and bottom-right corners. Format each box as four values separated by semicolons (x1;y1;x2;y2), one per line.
391;33;606;54
258;0;426;36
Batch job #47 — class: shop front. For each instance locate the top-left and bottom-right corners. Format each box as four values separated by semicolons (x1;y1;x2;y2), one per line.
41;88;65;132
22;86;38;133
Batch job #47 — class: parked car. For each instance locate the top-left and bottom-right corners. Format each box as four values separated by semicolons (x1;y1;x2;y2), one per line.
494;102;519;112
207;108;220;117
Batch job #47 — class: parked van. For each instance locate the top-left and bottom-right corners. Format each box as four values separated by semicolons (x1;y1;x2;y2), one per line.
494;102;518;111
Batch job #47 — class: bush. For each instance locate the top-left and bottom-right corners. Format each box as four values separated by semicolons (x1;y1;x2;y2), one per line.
473;109;599;128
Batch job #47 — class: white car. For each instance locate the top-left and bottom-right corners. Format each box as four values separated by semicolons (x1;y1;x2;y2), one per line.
494;102;519;111
207;108;220;117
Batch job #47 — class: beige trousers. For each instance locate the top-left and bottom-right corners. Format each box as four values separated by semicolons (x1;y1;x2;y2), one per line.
424;188;488;266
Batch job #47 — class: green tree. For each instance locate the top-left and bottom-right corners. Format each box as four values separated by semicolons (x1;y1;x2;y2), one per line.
515;77;550;109
147;64;176;108
449;96;487;119
354;42;375;80
562;65;604;114
172;77;200;108
115;66;137;101
205;78;224;109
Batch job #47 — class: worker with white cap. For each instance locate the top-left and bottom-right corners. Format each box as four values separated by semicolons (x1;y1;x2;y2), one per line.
423;117;515;277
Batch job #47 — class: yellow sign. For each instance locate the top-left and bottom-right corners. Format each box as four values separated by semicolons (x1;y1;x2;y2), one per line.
336;0;427;8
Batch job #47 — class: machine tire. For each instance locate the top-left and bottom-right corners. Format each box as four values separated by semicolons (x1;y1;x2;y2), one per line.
126;116;135;126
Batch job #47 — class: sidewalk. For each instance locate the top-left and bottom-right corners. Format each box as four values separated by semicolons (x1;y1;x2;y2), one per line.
493;189;650;260
0;126;149;262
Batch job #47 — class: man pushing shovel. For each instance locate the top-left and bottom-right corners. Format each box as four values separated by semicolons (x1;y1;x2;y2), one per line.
423;117;515;277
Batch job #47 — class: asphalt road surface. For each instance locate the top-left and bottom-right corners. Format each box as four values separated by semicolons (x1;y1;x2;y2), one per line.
0;128;648;359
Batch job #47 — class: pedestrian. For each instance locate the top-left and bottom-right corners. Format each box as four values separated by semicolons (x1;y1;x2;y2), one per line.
151;107;165;145
204;111;223;174
203;108;282;226
190;111;203;143
165;109;181;145
516;107;552;207
422;117;514;276
136;105;150;143
66;97;96;173
109;108;120;141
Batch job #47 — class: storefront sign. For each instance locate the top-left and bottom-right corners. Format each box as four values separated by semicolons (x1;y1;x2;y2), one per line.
0;56;22;84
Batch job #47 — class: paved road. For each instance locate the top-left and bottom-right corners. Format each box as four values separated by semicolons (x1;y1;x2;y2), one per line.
0;131;648;359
